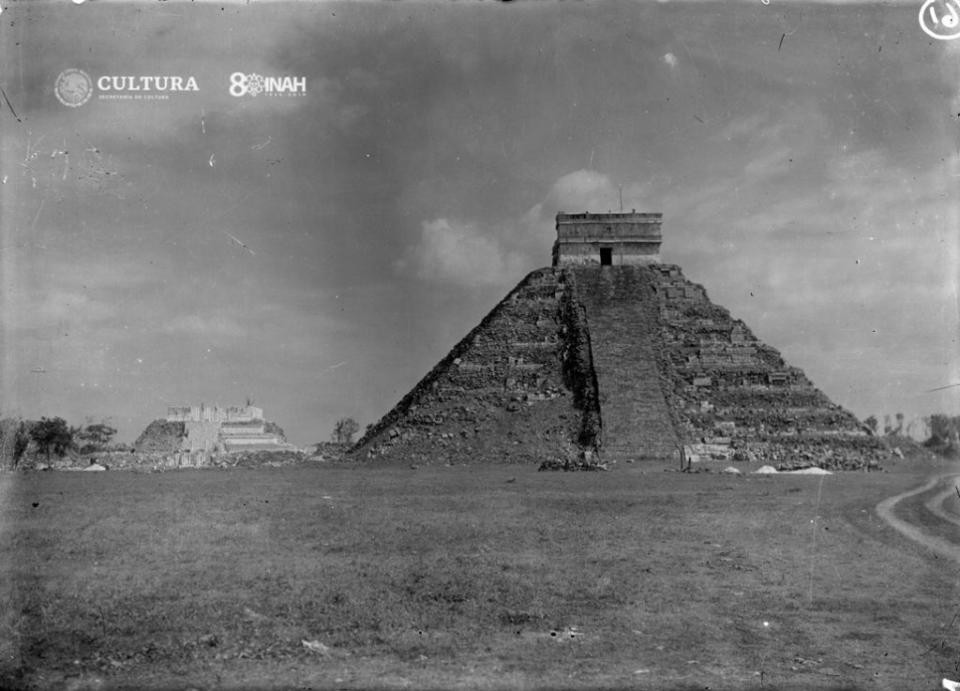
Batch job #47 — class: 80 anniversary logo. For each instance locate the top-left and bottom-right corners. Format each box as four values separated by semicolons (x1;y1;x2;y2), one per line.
228;72;307;98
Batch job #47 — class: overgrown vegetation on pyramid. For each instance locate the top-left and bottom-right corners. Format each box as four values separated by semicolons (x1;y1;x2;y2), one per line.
353;212;888;469
355;269;601;465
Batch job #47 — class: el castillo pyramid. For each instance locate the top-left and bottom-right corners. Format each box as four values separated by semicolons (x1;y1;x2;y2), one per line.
354;212;887;469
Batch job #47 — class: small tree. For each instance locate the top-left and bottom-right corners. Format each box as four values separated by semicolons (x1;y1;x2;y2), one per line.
925;415;960;457
331;417;360;445
13;423;30;465
0;418;31;469
929;414;958;444
77;422;117;451
30;417;74;462
864;415;878;435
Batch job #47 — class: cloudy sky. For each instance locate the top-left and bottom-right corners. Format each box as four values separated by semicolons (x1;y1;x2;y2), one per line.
1;0;958;445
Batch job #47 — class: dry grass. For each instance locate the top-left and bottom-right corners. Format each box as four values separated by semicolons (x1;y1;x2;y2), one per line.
1;460;958;690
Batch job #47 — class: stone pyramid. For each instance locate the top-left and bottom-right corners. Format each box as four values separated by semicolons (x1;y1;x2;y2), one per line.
353;212;886;469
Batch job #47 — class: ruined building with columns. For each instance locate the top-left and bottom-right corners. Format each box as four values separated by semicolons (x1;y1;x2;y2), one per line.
165;403;293;456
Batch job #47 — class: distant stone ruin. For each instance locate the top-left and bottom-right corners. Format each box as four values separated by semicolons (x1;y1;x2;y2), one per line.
134;403;296;468
353;212;888;470
167;404;264;424
166;403;294;455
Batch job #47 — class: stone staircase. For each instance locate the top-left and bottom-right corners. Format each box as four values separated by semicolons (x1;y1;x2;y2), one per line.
571;266;680;460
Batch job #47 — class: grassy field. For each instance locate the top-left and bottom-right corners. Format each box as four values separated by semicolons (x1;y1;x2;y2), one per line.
1;459;958;690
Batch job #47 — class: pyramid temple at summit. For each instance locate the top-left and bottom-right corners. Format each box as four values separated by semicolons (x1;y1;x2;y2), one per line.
353;211;887;469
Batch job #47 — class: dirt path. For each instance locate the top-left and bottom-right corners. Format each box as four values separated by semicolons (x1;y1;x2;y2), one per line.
925;481;960;528
875;472;960;564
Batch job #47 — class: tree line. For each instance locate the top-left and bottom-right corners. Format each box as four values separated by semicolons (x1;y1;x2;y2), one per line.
863;412;959;457
0;417;118;469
